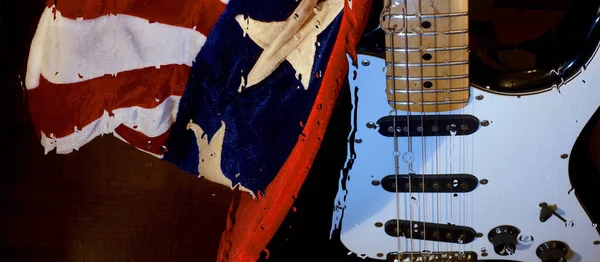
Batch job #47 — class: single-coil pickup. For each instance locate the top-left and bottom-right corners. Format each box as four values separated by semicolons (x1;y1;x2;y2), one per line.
376;114;480;137
384;220;477;244
381;174;478;193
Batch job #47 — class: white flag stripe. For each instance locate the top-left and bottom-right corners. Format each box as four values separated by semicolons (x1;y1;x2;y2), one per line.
40;95;181;154
26;5;206;89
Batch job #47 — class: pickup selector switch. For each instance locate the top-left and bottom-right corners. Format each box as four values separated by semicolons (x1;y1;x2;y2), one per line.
536;241;569;262
488;225;520;256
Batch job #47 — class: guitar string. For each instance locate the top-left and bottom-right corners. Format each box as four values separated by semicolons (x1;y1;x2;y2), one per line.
401;0;416;257
464;1;473;254
448;0;457;254
382;0;403;257
415;0;429;255
459;1;469;253
432;0;441;254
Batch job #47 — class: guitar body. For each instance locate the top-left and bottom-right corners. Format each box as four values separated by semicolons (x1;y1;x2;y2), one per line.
263;1;600;261
331;53;600;261
330;1;600;261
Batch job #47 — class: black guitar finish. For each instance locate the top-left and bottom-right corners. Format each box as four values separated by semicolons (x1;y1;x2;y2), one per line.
357;0;600;95
261;1;600;261
568;106;600;236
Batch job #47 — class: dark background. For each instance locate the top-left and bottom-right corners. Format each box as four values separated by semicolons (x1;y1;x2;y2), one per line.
2;1;599;262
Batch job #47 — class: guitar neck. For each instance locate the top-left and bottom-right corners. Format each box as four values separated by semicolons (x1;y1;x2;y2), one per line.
382;0;470;112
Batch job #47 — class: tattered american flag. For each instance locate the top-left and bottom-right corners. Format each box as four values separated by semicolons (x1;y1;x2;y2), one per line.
25;0;372;260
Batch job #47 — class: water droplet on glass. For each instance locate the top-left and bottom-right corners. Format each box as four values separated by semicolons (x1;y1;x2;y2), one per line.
393;151;400;157
412;26;423;34
458;236;465;244
453;179;459;187
388;126;395;133
314;20;321;29
403;126;409;133
402;152;415;164
154;97;160;102
592;223;597;228
444;91;452;100
413;223;419;232
313;5;322;13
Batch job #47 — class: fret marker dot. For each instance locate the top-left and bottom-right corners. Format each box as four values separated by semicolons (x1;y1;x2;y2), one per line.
421;21;431;29
422;53;432;60
424;81;433;88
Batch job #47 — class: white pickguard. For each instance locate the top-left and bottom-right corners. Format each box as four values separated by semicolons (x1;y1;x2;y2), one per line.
331;52;600;261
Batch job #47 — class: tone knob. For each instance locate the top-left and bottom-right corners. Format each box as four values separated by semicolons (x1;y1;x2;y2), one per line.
487;225;520;256
536;241;569;262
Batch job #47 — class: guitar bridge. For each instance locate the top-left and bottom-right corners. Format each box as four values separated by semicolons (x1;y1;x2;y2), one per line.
387;251;478;262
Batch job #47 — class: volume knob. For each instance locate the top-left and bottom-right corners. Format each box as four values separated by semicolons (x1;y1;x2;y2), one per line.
536;241;569;262
488;225;520;256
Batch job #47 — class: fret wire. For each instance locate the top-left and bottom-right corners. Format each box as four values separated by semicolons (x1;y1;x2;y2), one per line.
393;29;468;36
382;12;468;19
386;46;469;52
391;87;470;93
386;75;469;80
388;99;470;105
387;61;469;67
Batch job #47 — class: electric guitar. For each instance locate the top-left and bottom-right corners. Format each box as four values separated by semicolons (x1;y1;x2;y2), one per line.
327;0;600;261
262;1;600;261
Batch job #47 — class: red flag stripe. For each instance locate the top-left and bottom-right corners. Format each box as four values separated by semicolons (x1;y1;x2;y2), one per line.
26;0;228;154
28;64;189;154
36;94;180;155
45;0;226;36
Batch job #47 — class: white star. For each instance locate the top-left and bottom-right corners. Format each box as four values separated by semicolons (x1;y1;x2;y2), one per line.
187;120;255;198
235;0;344;91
